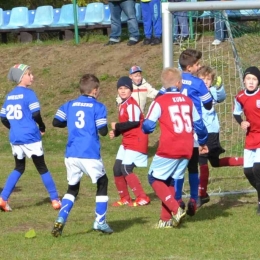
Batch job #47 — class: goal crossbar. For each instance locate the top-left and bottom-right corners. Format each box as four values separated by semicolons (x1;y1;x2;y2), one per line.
162;1;260;68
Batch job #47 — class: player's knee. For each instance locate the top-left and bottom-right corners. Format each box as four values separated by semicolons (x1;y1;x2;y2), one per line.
187;163;198;173
113;159;122;177
253;163;260;174
32;155;48;174
14;159;25;174
96;175;108;196
121;164;135;176
244;167;253;177
209;158;219;168
67;182;80;198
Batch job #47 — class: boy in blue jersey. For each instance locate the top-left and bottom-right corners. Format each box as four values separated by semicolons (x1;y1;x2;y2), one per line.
157;49;212;216
197;66;243;207
51;74;113;237
0;64;61;212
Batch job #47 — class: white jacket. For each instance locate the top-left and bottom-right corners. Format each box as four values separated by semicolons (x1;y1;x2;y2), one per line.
116;78;158;112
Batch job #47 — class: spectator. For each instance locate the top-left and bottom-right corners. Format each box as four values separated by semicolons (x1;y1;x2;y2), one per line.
170;0;189;45
105;0;140;46
141;0;162;45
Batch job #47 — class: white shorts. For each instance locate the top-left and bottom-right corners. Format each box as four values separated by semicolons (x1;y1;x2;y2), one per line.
65;157;106;185
148;155;189;181
116;145;147;167
11;141;44;160
244;148;260;168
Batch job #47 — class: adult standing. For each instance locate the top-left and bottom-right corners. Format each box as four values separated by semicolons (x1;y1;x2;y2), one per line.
105;0;140;46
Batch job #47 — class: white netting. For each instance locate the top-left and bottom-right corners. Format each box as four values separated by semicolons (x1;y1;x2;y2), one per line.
172;9;260;195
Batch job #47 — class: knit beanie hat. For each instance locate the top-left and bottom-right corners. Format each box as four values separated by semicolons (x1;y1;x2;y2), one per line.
129;65;142;75
8;64;30;84
243;66;260;84
117;76;133;91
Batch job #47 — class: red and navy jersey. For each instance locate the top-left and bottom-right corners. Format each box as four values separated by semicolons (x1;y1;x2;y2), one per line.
143;90;207;159
233;88;260;149
118;97;148;154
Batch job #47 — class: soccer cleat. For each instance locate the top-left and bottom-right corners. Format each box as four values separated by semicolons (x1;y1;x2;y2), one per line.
177;199;186;210
186;199;197;217
52;199;61;210
156;219;173;229
197;194;210;208
171;207;186;227
0;197;12;212
129;196;150;207
51;217;65;237
93;221;113;234
112;198;131;207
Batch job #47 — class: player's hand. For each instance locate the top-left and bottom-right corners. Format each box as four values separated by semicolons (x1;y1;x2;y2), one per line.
40;131;45;136
241;121;250;131
199;145;208;155
215;76;222;89
111;122;116;130
109;130;115;139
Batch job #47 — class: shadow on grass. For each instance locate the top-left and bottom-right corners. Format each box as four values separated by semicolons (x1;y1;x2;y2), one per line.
187;193;256;223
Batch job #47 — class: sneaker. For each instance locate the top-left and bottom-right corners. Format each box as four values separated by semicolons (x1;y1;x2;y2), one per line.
151;37;162;46
51;217;65;237
186;198;197;217
212;39;222;45
127;40;138;46
143;38;152;45
181;35;189;41
93;221;113;234
129;196;150;207
173;37;180;45
197;194;210;208
112;198;131;207
52;199;61;210
0;198;12;212
171;207;186;227
156;219;173;229
177;199;186;210
104;40;119;46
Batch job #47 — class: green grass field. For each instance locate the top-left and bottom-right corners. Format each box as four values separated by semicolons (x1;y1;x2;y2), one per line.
1;33;260;259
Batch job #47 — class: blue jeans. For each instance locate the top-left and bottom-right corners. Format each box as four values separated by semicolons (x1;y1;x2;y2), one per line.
172;11;189;38
108;0;139;42
214;11;226;41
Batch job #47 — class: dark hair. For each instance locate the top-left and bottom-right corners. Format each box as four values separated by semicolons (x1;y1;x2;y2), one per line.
179;49;202;71
196;66;216;81
79;74;100;94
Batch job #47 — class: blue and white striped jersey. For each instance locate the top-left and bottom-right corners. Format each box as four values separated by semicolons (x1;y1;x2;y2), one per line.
54;95;107;159
0;86;41;144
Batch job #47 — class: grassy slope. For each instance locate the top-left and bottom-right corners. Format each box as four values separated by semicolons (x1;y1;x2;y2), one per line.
0;39;260;260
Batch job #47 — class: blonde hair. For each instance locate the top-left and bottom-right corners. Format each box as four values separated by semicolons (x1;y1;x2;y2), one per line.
161;67;182;89
79;74;100;94
196;66;216;81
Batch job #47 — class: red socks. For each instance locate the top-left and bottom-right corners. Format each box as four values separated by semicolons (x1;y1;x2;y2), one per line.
152;180;179;215
219;157;243;167
125;173;147;199
114;176;131;201
199;164;209;197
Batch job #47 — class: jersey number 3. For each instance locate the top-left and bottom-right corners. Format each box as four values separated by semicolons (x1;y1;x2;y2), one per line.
6;104;23;119
168;105;192;133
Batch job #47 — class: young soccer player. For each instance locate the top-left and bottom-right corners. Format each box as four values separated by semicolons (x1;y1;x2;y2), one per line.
110;76;150;207
157;49;213;216
51;74;113;237
233;66;260;215
197;66;243;207
116;65;158;113
0;64;61;212
143;68;208;228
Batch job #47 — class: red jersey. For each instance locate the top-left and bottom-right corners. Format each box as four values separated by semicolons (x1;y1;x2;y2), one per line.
118;97;148;154
145;92;195;159
234;89;260;149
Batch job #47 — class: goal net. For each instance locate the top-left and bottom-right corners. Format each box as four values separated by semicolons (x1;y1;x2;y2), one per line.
169;5;260;196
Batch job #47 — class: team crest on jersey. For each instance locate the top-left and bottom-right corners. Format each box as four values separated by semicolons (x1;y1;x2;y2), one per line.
256;100;260;108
